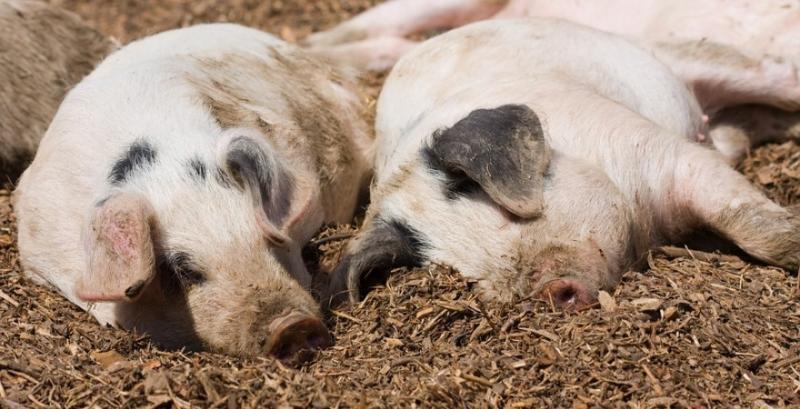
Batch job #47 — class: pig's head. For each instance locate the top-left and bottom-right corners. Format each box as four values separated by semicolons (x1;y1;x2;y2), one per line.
74;129;331;361
329;104;644;310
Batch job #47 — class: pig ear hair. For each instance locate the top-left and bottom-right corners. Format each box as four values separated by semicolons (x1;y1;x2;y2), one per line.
76;193;156;303
222;134;295;246
425;104;551;218
326;218;427;307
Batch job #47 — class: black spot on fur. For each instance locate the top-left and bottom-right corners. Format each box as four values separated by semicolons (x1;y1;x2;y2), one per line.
188;157;207;181
109;140;157;184
327;218;428;307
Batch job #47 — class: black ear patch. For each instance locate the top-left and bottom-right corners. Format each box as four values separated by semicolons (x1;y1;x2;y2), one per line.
225;136;294;226
326;218;427;307
425;104;550;218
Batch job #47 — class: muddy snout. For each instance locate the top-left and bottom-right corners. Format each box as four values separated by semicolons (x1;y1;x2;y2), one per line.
538;278;598;311
266;311;333;363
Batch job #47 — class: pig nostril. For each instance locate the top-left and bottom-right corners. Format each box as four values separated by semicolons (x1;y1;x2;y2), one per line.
540;279;594;310
272;341;294;361
267;313;333;363
554;285;578;305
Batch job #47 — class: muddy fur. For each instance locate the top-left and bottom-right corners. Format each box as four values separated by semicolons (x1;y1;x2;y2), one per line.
0;0;114;178
713;203;800;271
188;46;371;223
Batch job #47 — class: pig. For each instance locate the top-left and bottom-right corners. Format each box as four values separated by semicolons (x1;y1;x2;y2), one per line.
307;0;800;164
326;19;800;310
306;0;800;72
0;0;114;178
13;23;372;361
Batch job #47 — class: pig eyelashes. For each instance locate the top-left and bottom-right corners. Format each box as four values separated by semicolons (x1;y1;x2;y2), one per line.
109;140;157;184
421;148;482;200
158;251;206;294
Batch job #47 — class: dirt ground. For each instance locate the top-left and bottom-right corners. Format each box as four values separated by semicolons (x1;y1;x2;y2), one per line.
2;1;800;408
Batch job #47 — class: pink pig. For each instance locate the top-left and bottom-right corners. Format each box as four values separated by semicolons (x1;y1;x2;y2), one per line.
14;23;372;361
326;19;800;310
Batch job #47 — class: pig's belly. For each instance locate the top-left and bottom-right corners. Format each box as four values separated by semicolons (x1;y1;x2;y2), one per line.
523;0;800;58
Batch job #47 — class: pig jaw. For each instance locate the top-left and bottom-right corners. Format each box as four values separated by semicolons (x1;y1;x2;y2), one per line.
113;257;326;358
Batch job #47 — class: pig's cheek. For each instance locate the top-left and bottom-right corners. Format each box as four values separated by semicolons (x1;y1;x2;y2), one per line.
183;287;237;341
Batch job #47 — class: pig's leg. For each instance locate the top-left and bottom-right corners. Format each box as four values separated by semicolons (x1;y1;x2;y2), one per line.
310;36;419;72
648;41;800;113
709;105;800;164
669;143;800;270
305;0;507;47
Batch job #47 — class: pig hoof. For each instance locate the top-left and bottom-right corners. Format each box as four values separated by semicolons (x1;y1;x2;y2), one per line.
539;279;596;311
267;313;332;364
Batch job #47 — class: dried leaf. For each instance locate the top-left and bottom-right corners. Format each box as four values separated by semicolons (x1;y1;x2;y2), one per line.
632;297;662;311
598;291;616;312
90;350;126;369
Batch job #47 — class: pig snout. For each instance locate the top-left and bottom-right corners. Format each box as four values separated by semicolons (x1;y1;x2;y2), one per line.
538;278;597;311
266;311;332;363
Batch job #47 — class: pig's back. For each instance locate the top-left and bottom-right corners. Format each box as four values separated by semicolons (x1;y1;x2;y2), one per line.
88;24;282;79
375;18;701;179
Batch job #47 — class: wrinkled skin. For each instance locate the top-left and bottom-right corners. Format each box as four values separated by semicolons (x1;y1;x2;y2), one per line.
13;24;372;360
327;19;800;311
0;0;114;177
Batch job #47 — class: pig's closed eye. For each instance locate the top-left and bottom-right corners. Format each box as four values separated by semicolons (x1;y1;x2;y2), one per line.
159;251;206;293
443;169;482;199
421;144;481;200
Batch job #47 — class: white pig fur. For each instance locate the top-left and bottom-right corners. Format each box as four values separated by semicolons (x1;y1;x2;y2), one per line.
329;19;800;308
13;24;372;356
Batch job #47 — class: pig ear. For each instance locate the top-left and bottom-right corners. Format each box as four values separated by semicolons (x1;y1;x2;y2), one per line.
326;218;426;307
76;193;156;303
222;134;295;246
425;104;550;218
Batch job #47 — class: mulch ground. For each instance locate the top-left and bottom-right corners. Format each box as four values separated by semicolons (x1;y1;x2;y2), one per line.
2;1;800;408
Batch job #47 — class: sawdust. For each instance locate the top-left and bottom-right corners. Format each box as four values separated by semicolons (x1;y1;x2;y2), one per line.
1;1;799;407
